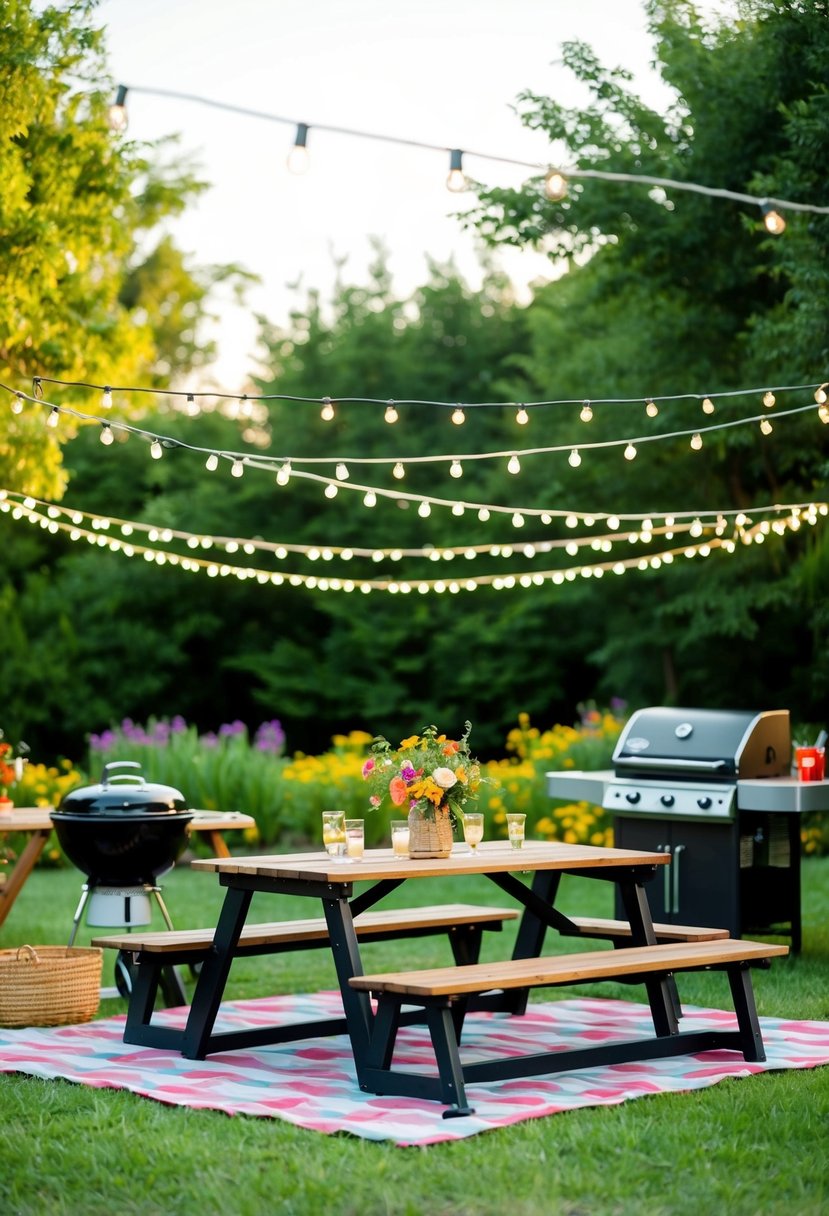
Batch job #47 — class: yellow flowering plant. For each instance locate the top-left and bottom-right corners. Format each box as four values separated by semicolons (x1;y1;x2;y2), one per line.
362;722;484;826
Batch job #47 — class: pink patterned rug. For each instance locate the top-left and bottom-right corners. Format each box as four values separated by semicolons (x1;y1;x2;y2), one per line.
1;993;827;1146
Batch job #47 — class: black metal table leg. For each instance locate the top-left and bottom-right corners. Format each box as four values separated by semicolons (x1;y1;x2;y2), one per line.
181;885;253;1059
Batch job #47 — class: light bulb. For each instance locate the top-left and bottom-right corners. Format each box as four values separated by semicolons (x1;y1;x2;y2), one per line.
515;406;529;425
363;491;377;507
702;397;715;414
287;123;310;174
763;390;775;408
819;404;829;424
512;512;525;528
320;398;335;421
568;448;581;468
108;85;128;133
276;462;291;485
10;393;23;414
446;149;467;193
624;443;637;461
449;460;463;478
384;402;399;424
46;408;59;428
335;462;349;481
101;387;113;410
231;459;244;478
760;418;773;435
543;170;568;201
418;501;431;518
760;201;786;235
324;483;338;499
205;453;219;471
645;399;659;418
580;402;593;422
392;462;405;479
451;407;465;426
690;433;703;450
185;393;198;416
507;455;521;474
815;384;828;405
100;424;114;445
150;439;163;459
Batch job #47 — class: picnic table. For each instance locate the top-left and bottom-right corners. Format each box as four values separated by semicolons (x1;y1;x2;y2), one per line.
169;840;786;1116
0;806;256;930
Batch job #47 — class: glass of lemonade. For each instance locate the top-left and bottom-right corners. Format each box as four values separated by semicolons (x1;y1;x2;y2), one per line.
344;818;365;860
322;811;346;859
506;813;526;849
462;812;484;853
391;820;410;857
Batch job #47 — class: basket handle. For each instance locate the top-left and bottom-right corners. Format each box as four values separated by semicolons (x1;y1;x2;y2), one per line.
15;944;39;964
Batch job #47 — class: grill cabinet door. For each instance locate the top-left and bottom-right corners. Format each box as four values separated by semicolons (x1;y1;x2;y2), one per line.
613;816;741;936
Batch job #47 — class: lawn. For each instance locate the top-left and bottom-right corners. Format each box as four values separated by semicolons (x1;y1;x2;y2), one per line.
0;858;827;1216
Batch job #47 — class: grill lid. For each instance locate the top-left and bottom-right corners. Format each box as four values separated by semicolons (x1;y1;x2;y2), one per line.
612;707;791;780
55;761;190;818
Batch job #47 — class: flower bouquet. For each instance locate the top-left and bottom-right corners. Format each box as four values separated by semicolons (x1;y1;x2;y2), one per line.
362;722;483;858
0;730;28;815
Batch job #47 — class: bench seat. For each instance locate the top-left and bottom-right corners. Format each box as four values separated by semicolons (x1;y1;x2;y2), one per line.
561;916;730;944
92;902;519;1050
348;938;789;1117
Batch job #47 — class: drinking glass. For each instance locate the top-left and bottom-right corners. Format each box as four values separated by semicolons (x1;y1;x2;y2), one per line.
322;811;346;859
795;746;825;782
391;820;410;857
463;812;484;853
344;818;365;860
506;813;526;849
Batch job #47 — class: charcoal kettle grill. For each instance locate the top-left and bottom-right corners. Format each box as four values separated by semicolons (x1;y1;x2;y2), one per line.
53;761;193;999
548;707;828;951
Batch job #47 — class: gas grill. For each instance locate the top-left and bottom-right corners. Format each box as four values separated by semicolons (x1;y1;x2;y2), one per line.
548;706;829;952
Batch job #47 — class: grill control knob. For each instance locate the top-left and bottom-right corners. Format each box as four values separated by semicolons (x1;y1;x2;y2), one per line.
660;794;675;807
625;791;641;804
697;796;713;810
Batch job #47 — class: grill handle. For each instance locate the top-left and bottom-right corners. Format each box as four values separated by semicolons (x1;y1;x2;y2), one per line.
614;756;729;773
672;844;686;913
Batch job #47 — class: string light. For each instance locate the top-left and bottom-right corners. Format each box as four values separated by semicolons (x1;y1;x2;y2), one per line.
624;442;637;460
690;432;703;450
205;453;219;471
815;384;828;405
507;454;521;474
645;399;659;418
276;462;291;485
384;402;399;424
763;390;776;408
451;407;466;426
702;397;715;414
760;201;786;234
46;407;59;428
392;462;405;479
10;393;24;415
101;387;113;410
150;439;163;459
231;458;245;477
107;85;128;132
819;404;829;425
760;418;773;435
100;423;114;446
320;398;336;421
579;402;593;422
335;462;350;480
568;448;581;468
543;170;568;201
363;490;377;507
446;148;467;193
286;122;310;174
449;460;463;478
515;406;529;425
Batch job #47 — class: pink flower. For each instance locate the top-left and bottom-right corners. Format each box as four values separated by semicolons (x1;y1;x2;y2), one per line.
369;795;381;807
361;758;375;779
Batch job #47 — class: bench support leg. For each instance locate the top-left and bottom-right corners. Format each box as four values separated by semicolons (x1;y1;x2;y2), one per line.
427;1003;475;1118
727;964;766;1061
181;885;253;1059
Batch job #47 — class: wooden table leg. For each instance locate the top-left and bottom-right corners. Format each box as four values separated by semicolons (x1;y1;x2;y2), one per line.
0;829;52;929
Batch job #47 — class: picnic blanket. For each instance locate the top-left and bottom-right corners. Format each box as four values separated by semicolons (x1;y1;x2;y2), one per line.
1;993;827;1146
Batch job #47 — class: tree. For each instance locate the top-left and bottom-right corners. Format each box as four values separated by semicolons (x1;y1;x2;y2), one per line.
0;0;249;498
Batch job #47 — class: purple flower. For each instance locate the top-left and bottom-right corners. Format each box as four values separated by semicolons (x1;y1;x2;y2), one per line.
401;763;416;782
219;719;247;738
254;720;286;755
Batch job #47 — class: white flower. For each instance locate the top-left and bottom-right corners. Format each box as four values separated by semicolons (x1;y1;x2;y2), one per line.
432;767;457;790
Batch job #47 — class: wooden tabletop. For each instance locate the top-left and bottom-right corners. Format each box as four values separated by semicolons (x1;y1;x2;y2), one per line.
0;807;255;833
191;838;671;883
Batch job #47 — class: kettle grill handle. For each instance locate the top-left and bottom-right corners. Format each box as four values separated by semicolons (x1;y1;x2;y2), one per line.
101;760;146;787
615;756;729;773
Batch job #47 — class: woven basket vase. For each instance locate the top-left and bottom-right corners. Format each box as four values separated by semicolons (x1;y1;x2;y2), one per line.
408;805;453;859
0;945;103;1028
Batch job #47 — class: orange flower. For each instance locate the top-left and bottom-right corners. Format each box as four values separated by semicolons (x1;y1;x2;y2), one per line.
442;741;459;755
389;776;409;806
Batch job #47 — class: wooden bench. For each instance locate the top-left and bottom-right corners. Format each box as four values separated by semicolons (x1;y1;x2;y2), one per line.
560;916;730;944
92;902;518;1049
349;938;789;1116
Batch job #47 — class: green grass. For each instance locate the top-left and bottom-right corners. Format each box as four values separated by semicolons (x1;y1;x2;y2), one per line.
1;859;827;1216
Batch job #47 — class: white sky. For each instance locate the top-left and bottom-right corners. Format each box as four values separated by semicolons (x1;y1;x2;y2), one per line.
95;0;732;388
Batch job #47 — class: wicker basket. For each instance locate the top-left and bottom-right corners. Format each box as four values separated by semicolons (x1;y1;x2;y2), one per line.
0;945;103;1028
408;806;454;859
